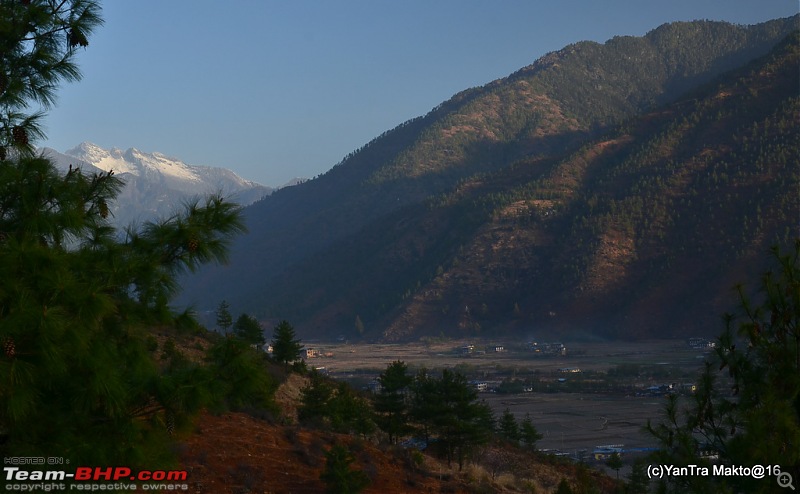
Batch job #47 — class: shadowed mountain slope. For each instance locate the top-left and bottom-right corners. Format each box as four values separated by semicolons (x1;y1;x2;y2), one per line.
180;18;798;341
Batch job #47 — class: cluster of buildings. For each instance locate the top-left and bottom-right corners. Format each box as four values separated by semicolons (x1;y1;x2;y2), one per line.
527;341;567;356
456;341;568;357
459;343;506;356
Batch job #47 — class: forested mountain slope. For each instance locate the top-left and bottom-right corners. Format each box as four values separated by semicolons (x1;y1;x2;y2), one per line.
179;17;799;341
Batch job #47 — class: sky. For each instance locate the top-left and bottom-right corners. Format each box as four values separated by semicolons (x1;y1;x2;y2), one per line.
42;1;798;186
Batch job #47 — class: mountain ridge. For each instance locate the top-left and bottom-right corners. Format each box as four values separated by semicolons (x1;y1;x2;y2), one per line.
179;17;799;342
42;142;277;226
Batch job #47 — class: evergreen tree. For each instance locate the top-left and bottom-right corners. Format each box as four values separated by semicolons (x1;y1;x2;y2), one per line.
0;0;102;158
320;444;370;494
215;300;233;334
627;459;650;494
373;360;413;444
205;336;275;412
298;369;334;425
520;413;543;449
328;382;375;437
426;369;494;470
498;408;521;443
270;319;303;367
233;313;264;346
647;241;800;493
408;368;440;443
0;0;249;466
605;452;623;480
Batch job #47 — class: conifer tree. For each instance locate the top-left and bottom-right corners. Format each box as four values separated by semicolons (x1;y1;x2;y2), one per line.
498;408;521;443
298;369;334;425
234;312;264;346
409;368;439;443
271;319;303;367
647;241;800;493
373;360;413;444
328;382;375;437
627;459;650;494
320;444;370;494
519;412;543;449
424;369;494;470
215;300;233;334
0;0;248;466
605;451;623;479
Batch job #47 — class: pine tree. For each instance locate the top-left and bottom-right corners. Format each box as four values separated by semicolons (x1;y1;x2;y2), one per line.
215;300;233;335
423;369;494;470
0;1;248;467
270;319;303;367
373;360;413;444
647;241;800;493
605;451;623;480
320;444;370;494
627;459;650;494
520;413;543;449
298;369;334;425
328;382;375;437
0;0;102;158
498;408;521;443
234;313;264;346
409;368;440;444
205;336;276;412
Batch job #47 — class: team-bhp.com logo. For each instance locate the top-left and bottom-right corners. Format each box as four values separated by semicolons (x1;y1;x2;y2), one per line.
5;466;189;491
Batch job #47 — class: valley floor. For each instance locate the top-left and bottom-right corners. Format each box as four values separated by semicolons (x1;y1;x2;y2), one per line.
307;338;707;460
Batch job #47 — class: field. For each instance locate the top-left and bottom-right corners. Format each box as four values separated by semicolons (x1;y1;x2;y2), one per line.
302;338;711;460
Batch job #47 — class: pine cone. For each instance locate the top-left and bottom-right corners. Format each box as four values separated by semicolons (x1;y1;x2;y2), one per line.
187;238;199;252
3;338;15;359
68;29;88;48
98;200;109;219
12;126;28;146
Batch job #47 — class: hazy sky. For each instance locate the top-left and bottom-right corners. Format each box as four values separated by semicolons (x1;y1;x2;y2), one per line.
43;1;798;186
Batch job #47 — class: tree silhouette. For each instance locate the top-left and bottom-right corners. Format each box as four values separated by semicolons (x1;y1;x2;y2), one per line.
215;300;233;334
605;451;623;479
627;459;650;494
519;413;543;449
234;313;264;346
418;369;495;470
647;241;800;493
373;360;413;444
0;0;248;466
298;369;334;426
498;408;520;443
270;319;303;367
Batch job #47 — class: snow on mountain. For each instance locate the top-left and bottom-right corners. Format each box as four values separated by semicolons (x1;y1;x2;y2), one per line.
41;142;277;226
64;142;140;176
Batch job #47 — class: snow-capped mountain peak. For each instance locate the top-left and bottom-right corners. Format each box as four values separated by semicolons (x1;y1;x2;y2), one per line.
45;142;275;226
65;142;205;183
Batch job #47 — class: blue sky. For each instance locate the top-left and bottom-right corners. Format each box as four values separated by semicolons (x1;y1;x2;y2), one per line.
43;1;798;186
